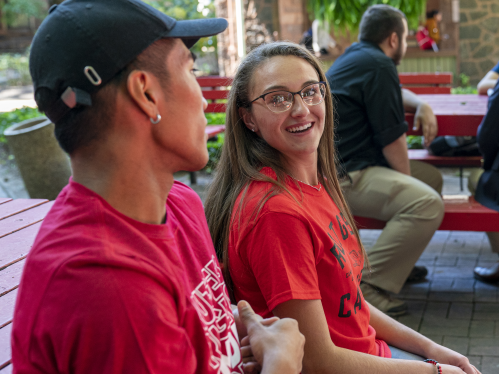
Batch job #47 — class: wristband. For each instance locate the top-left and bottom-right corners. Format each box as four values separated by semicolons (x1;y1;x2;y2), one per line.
424;359;442;374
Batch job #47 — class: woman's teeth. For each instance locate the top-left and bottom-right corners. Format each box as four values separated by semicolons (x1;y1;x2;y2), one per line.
287;123;312;133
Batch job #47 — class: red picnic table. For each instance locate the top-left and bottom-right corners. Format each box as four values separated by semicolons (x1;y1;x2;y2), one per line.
405;94;489;136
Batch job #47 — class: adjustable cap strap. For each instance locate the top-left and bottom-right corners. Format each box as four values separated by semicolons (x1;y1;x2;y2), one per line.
44;87;92;124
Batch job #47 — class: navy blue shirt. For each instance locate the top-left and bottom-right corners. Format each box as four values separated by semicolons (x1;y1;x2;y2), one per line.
326;41;408;173
492;61;499;74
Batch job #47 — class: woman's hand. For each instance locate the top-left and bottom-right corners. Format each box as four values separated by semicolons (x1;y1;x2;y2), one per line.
429;344;481;374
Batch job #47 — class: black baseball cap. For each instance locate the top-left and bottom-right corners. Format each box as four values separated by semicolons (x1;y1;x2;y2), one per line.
30;0;228;123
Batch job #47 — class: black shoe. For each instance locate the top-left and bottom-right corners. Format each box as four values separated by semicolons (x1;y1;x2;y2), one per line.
406;266;428;283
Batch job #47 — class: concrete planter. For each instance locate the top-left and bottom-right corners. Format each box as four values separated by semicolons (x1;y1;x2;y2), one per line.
4;117;71;200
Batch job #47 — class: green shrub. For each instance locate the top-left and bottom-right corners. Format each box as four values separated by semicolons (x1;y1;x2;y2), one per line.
206;112;225;125
0;106;42;143
406;135;423;149
451;86;478;95
205;133;224;173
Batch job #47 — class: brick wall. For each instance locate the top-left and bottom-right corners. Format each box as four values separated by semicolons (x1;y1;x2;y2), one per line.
459;0;499;84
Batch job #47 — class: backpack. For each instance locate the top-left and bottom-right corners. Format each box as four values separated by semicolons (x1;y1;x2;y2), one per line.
428;136;481;157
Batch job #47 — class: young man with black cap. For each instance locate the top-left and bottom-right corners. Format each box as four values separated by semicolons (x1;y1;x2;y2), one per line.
11;1;305;373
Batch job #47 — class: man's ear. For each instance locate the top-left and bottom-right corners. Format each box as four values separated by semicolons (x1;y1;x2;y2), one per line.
126;70;161;121
389;31;399;50
238;107;258;133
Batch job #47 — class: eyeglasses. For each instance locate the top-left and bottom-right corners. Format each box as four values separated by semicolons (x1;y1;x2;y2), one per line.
249;82;327;113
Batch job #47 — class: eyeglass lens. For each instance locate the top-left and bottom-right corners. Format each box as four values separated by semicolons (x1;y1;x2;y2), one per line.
264;83;325;113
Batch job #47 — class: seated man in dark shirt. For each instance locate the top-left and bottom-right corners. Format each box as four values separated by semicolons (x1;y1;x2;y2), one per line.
326;4;444;316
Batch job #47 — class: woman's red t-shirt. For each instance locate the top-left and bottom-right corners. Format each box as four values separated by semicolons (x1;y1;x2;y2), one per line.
229;167;390;357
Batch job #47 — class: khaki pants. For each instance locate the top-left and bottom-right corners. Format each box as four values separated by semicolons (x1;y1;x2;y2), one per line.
341;161;444;294
468;168;499;253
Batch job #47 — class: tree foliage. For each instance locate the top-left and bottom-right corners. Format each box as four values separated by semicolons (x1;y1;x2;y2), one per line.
1;0;47;26
306;0;427;32
144;0;217;56
144;0;214;21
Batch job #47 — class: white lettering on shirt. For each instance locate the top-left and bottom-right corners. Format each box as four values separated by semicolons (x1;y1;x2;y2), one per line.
191;256;243;374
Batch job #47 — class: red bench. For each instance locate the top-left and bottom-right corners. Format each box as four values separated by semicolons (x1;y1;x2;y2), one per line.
355;196;499;232
399;72;452;94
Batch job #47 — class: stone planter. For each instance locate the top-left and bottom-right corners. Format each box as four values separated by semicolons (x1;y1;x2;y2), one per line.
4;117;71;200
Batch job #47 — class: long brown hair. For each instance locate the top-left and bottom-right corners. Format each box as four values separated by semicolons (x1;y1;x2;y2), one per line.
204;41;368;299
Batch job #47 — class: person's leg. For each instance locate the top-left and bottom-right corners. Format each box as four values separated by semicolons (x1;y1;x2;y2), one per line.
409;160;443;194
468;168;499;281
388;345;425;360
406;161;443;282
342;166;444;315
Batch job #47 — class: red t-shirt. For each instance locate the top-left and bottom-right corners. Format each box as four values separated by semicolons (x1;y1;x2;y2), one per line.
229;167;390;357
12;179;244;374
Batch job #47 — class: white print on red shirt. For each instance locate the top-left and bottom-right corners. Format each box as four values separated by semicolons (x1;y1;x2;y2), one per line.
191;256;244;374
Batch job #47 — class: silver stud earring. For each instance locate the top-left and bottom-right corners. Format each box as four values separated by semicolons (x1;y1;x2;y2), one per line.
251;128;255;132
150;114;161;124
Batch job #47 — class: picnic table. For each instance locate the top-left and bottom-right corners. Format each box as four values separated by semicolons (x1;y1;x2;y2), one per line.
406;94;489;136
0;197;54;373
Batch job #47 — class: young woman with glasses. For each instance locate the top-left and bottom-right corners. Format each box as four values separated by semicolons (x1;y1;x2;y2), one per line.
205;42;479;374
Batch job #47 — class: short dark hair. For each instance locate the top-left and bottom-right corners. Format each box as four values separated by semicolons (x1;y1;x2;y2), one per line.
35;38;173;155
426;10;440;19
358;5;406;45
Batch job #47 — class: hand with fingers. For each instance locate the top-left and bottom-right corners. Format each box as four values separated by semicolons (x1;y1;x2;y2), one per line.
237;300;305;374
430;344;482;374
414;102;438;147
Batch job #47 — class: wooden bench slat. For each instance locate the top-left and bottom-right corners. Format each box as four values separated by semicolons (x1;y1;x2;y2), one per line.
0;202;54;239
206;103;227;113
0;200;48;221
0;289;17;330
398;73;453;84
354;197;499;232
197;77;233;87
0;260;24;297
408;149;482;166
406;114;484;136
0;200;11;206
202;91;229;100
0;222;42;269
0;323;12;370
403;87;451;95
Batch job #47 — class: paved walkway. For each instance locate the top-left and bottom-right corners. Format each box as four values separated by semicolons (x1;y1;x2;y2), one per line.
0;86;35;112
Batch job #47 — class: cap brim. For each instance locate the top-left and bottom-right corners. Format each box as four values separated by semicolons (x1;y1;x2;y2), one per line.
165;18;228;49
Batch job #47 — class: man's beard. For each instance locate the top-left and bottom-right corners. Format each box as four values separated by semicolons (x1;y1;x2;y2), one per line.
392;38;404;65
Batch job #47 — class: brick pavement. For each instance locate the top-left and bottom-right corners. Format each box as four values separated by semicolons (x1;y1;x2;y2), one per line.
361;229;499;373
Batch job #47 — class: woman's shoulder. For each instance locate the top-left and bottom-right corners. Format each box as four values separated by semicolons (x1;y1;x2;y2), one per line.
236;167;306;220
